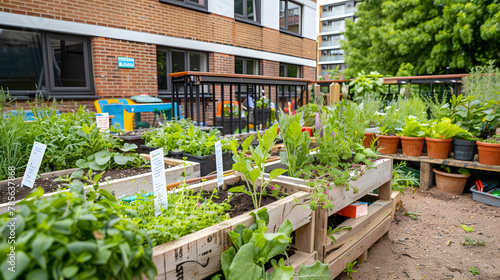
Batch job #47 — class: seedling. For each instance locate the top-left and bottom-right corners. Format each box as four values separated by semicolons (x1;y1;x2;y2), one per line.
327;226;353;244
404;211;420;220
343;261;358;279
469;267;480;276
462;236;486;246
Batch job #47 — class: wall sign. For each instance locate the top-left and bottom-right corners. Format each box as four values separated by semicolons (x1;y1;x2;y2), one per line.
118;57;135;68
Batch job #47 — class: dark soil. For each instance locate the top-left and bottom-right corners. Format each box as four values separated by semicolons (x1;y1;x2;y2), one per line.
0;167;156;203
117;128;149;136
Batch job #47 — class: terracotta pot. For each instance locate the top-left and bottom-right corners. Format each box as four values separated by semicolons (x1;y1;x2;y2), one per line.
425;137;452;159
376;135;400;154
477;141;500;165
433;168;471;195
401;136;425;156
363;133;377;148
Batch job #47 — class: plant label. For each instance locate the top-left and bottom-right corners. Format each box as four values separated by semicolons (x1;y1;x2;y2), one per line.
21;142;47;189
96;113;110;132
150;148;167;216
215;141;223;189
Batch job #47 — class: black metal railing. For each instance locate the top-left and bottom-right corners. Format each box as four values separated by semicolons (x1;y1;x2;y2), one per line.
169;72;310;135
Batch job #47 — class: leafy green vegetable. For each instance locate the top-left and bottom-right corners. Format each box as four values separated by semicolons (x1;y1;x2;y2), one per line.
400;116;426;137
426;118;469;139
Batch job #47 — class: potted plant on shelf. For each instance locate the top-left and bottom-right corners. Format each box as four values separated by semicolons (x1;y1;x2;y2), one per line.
425;118;468;159
433;165;471;195
253;96;273;126
360;97;382;148
477;135;500;165
216;102;245;135
376;105;400;154
399;116;426;156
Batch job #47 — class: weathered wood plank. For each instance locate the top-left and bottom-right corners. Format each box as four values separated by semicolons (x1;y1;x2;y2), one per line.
391;191;402;221
266;251;318;274
328;215;391;278
379;153;500;172
420;162;434;190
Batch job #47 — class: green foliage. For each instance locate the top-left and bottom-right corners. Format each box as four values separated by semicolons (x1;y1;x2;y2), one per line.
482;135;500;144
463;236;485;247
348;71;385;102
220;208;331;280
395;96;428;125
230;124;286;209
278;110;312;177
0;182;156;279
125;187;231;246
359;98;382;128
75;143;147;171
460;224;475;232
392;161;418;195
343;261;357;280
426;118;468;139
379;105;401;136
342;0;500;77
439;94;485;138
468;267;480;276
327;226;352;244
297;103;323;127
143;122;232;156
400;117;426;137
440;165;470;176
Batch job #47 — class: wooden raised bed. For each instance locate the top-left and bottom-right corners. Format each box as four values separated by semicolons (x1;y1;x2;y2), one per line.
0;155;200;214
150;173;316;280
265;158;394;277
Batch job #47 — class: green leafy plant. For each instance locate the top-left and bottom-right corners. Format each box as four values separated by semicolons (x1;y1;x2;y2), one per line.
230;124;287;209
463;236;485;246
343;261;357;279
460;224;475;232
468;267;480;276
76;142;147;171
256;97;270;109
481;135;500;144
349;70;385;103
220;208;331;280
327;226;352;244
425;118;469;139
400;116;427;137
0;179;157;280
278;109;312;177
392;162;418;195
440;165;470;176
379;104;401;136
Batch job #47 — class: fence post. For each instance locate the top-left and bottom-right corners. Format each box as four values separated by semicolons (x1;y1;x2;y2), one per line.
329;82;341;105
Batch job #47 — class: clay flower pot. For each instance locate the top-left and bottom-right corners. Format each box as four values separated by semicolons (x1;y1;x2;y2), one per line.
363;133;377;148
376;135;400;154
433;168;471;195
477;141;500;165
400;136;425;156
425;137;452;159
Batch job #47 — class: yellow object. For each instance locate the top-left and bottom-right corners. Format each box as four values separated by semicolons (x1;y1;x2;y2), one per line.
94;98;136;131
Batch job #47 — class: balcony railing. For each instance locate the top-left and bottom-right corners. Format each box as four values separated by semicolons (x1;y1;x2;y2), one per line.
169;72;310;135
320;25;344;33
320;55;345;62
321;7;355;18
320;40;341;48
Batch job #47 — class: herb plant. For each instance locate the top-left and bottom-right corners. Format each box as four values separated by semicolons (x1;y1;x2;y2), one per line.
463;236;486;246
230;124;287;209
440;165;470;176
482;135;500;144
220;208;331;280
349;70;385;103
278;109;311;177
0;180;157;280
392;162;418;195
343;261;357;280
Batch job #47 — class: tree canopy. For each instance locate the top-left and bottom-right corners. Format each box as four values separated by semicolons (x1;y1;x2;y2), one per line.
341;0;500;78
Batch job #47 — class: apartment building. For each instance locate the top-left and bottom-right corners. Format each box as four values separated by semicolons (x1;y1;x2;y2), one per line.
317;0;358;79
0;0;316;109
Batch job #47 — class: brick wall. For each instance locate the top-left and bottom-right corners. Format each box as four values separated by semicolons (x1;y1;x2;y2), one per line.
3;0;315;60
92;37;157;98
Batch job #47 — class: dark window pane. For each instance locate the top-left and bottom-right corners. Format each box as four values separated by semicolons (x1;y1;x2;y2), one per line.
235;0;243;16
172;51;185;73
287;2;301;34
279;64;285;77
0;29;44;90
188;0;205;5
287;65;298;78
51;38;86;87
157;51;167;90
235;58;243;74
279;1;286;29
246;59;257;75
189;52;206;71
247;0;255;21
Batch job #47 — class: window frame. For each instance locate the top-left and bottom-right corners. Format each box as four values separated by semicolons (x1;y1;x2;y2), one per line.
234;57;260;75
0;26;95;98
157;47;209;94
234;0;261;25
159;0;208;13
279;0;302;36
279;63;301;78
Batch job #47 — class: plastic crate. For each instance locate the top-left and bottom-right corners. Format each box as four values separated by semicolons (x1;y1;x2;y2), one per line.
470;185;500;207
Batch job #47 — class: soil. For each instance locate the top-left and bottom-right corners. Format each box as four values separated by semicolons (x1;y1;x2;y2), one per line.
0;167;157;203
117;128;149;136
338;187;500;280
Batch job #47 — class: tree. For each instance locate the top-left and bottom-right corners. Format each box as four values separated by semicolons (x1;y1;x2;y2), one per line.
341;0;500;78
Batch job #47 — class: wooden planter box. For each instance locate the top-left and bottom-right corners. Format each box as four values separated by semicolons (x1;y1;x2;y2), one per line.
0;155;200;214
265;159;394;277
150;173;316;280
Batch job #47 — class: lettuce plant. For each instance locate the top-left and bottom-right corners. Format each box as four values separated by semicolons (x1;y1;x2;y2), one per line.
220;208;331;280
400;116;427;137
425;118;469;139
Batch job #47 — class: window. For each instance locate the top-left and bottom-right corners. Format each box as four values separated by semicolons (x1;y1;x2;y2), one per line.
157;47;208;93
235;0;260;23
235;57;259;75
279;63;301;78
279;1;302;35
159;0;207;12
0;27;93;96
